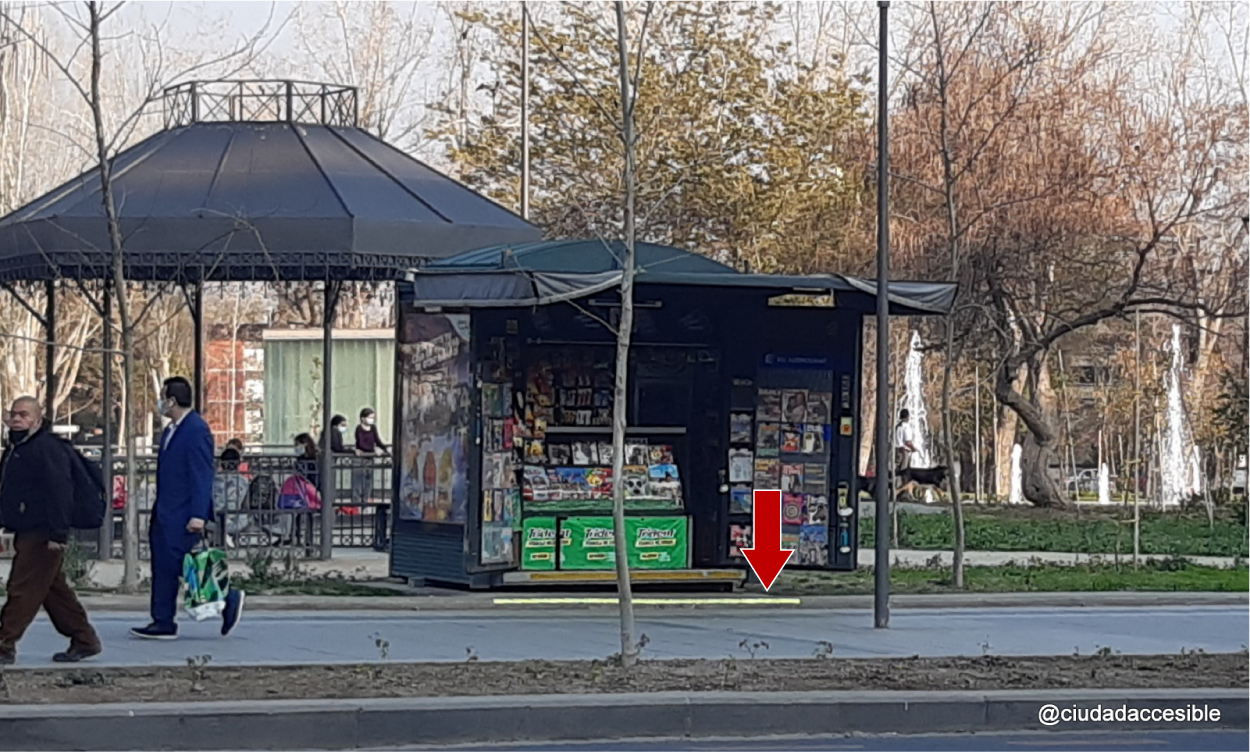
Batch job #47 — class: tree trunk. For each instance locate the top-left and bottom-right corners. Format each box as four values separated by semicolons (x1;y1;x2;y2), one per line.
942;322;965;587
1019;434;1062;506
859;325;876;475
87;1;141;591
610;0;639;669
996;355;1067;508
119;323;140;591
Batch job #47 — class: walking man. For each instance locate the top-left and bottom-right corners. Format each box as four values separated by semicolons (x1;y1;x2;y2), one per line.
131;377;244;640
0;396;102;664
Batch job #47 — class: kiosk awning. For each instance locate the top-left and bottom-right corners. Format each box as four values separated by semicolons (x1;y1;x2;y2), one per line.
402;240;957;316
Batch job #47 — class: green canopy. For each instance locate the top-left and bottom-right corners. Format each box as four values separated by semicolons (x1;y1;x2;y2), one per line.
403;239;957;316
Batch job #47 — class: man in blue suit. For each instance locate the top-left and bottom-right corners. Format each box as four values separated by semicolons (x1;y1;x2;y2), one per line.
131;377;244;640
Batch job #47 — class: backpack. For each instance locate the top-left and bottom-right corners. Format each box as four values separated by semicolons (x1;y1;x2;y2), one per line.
278;474;322;510
246;475;278;510
66;445;107;530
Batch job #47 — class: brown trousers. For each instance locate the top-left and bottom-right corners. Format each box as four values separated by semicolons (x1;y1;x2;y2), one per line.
0;533;100;652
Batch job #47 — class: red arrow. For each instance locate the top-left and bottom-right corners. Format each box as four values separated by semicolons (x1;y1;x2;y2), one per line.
742;489;795;591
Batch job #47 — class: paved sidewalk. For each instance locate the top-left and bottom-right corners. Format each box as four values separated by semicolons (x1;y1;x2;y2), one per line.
3;546;1239;591
72;589;1249;613
6;604;1246;668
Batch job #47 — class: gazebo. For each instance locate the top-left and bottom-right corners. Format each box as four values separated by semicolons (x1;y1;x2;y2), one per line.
0;80;541;559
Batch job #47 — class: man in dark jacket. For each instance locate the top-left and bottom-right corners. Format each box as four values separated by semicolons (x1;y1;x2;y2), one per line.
0;396;102;664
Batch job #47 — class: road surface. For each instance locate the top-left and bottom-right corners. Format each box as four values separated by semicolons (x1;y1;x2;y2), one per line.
8;604;1246;667
411;730;1249;751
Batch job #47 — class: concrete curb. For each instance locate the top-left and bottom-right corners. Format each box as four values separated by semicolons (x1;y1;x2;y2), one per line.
0;688;1243;750
74;590;1250;612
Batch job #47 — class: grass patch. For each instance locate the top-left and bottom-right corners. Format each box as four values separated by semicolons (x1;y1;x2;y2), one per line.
227;550;403;597
229;577;403;597
771;559;1250;596
859;507;1249;557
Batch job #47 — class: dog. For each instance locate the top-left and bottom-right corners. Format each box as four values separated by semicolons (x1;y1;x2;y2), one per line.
858;474;882;499
897;466;949;499
858;466;950;500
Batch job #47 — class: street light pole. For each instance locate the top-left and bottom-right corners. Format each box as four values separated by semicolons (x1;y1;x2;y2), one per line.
520;2;531;220
1133;309;1141;565
873;0;891;629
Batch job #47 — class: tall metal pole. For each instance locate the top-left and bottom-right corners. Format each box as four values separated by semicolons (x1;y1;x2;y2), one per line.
320;281;337;560
873;0;892;629
99;281;114;559
974;364;982;504
520;2;531;220
1133;309;1141;565
44;279;56;422
192;282;204;412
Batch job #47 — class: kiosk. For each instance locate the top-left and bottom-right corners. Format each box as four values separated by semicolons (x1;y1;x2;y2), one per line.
388;240;955;588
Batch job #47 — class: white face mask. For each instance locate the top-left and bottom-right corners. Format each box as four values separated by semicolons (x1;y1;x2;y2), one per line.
295;447;304;456
336;425;348;434
363;417;375;427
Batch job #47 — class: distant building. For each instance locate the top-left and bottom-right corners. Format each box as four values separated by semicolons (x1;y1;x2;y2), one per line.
204;323;266;445
261;328;394;447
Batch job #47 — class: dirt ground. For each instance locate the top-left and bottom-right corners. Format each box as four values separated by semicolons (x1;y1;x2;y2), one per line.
1;652;1244;705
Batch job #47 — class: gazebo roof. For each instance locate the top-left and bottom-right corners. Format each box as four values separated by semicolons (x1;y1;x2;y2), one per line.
0;81;541;283
407;239;958;315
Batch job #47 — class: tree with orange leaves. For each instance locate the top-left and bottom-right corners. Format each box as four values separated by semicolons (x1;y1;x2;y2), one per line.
891;2;1246;509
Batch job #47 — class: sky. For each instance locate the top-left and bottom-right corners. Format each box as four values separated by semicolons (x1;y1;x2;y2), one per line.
47;1;1246;169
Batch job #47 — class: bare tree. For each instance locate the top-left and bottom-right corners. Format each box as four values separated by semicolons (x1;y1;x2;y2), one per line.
286;1;438;157
50;294;104;414
1;0;277;589
890;0;1086;576
886;0;1245;510
606;0;653;669
0;10;104;420
432;0;491;177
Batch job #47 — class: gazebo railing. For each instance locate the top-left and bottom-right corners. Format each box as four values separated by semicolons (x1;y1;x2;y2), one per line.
98;454;392;561
163;80;359;130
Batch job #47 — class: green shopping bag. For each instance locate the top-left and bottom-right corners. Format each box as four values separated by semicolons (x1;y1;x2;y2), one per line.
183;544;231;622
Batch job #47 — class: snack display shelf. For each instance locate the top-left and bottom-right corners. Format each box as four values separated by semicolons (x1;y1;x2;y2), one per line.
544;426;688;435
501;568;743;586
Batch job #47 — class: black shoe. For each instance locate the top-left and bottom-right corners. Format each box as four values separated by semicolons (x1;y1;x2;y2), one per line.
53;645;102;663
130;624;178;640
0;651;14;666
222;590;245;637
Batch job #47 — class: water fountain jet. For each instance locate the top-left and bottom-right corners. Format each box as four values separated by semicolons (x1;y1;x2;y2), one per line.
1160;324;1195;508
903;331;935;503
1009;443;1024;505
